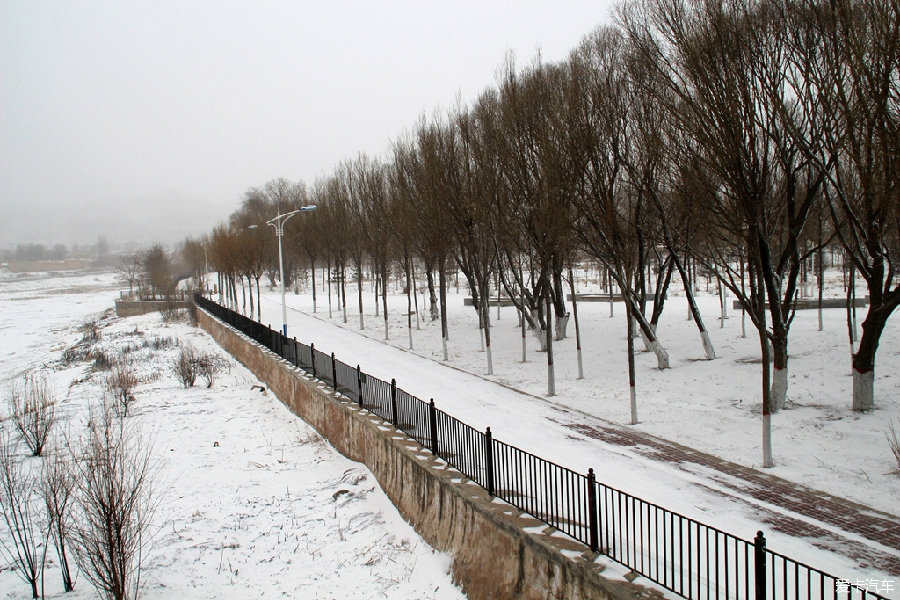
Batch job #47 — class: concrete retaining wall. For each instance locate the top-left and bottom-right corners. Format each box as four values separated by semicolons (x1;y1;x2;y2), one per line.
115;299;190;317
196;307;659;600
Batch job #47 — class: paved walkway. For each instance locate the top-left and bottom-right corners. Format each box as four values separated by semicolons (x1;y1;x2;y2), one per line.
562;420;900;577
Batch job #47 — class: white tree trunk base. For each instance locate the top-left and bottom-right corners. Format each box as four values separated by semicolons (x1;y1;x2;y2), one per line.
771;367;787;411
630;386;638;425
359;313;364;330
486;346;493;376
531;327;548;352
408;327;413;350
648;339;670;370
762;413;774;467
547;362;555;396
852;369;875;411
554;314;570;341
577;348;584;380
442;337;448;362
700;331;717;360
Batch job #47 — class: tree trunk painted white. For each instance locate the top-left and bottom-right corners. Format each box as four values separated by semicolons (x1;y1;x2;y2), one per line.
359;312;364;330
408;325;413;350
770;366;787;411
554;314;570;341
638;326;650;352
630;385;638;425
384;315;388;341
700;331;717;360
520;310;527;363
647;338;670;370
486;344;493;376
479;327;485;352
741;308;746;338
852;369;875;412
531;326;548;351
762;413;774;468
442;337;448;362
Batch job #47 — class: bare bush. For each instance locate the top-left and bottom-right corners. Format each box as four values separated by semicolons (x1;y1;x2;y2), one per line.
106;359;139;417
0;430;50;599
8;373;56;457
71;400;158;600
195;352;228;389
172;344;198;387
888;420;900;473
41;450;77;592
160;302;185;323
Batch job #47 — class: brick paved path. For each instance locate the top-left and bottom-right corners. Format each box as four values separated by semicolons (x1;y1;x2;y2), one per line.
561;420;900;577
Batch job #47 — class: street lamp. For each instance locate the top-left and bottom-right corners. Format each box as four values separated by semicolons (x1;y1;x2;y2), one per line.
267;205;317;336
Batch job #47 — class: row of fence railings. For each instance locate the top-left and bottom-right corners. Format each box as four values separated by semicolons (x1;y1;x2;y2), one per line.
193;294;886;600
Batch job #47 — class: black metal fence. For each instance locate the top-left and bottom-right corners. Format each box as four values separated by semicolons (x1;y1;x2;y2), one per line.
194;295;886;600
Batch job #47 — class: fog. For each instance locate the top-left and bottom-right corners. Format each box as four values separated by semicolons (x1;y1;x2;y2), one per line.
0;1;613;249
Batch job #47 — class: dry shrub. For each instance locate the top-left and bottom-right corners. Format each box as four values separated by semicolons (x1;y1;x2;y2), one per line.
70;400;158;600
106;359;139;418
0;429;49;599
172;344;198;388
888;420;900;473
8;373;56;456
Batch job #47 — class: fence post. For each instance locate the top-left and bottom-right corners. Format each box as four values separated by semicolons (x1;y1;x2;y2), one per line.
310;343;316;378
293;337;299;367
429;399;439;456
587;468;599;552
331;352;338;391
268;325;274;351
485;427;495;497
754;531;766;600
356;365;363;407
390;378;398;426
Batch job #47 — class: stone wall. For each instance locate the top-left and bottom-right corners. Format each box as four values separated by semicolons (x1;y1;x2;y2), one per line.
196;306;659;600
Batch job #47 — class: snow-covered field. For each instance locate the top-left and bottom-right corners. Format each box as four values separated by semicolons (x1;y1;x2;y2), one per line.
0;271;465;600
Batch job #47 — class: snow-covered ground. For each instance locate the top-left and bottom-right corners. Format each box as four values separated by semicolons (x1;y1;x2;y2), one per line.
227;268;900;591
254;270;900;518
0;271;465;600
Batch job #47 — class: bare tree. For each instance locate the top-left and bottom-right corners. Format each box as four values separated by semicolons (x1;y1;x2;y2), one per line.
0;430;50;599
781;0;900;411
8;373;56;457
118;253;142;298
106;359;139;418
41;450;77;593
71;400;158;600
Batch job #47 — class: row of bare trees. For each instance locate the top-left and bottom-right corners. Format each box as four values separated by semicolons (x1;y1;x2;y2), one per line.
187;0;897;468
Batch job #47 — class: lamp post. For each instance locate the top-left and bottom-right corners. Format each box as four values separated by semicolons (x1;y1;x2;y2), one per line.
267;205;317;336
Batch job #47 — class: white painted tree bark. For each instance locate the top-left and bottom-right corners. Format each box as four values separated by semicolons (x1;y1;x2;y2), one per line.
630;386;638;425
646;339;670;370
771;367;787;411
852;370;875;412
762;413;774;468
700;331;717;360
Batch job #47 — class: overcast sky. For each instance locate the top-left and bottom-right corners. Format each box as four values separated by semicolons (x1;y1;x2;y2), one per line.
1;1;615;249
